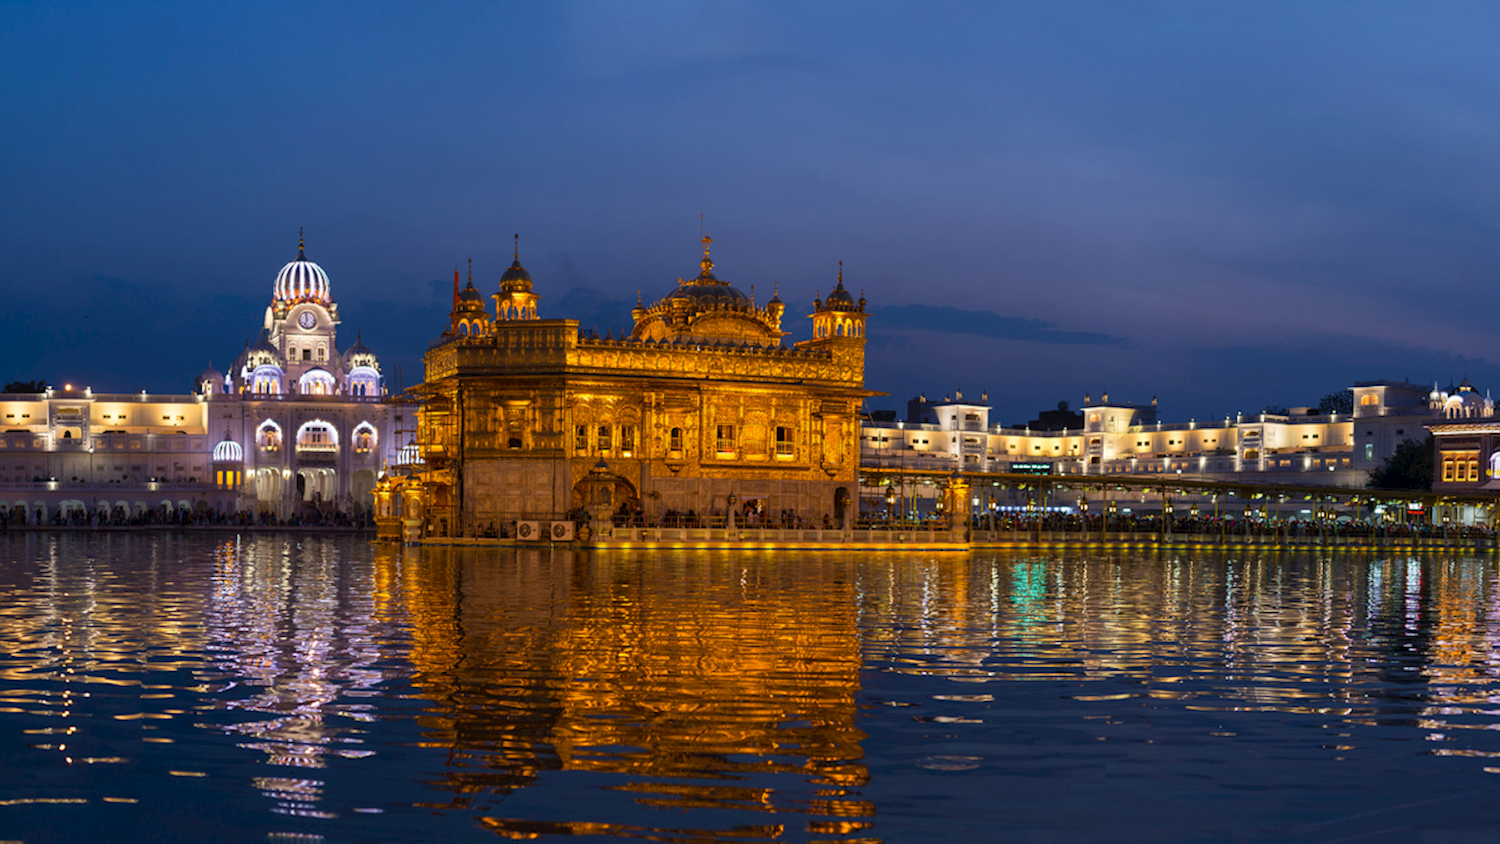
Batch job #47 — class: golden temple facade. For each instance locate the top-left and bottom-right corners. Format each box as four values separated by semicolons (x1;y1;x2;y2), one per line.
375;235;874;540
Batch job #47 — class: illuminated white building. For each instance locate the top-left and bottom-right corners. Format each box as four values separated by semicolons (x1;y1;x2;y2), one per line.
0;235;398;523
1426;378;1500;494
860;380;1445;505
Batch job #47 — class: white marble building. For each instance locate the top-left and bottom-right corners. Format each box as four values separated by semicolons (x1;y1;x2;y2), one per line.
859;381;1449;514
0;235;400;523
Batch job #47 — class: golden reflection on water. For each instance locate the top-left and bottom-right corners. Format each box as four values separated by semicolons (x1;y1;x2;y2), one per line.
385;545;869;829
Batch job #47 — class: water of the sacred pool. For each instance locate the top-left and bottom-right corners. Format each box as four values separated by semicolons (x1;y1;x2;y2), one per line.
2;534;1500;842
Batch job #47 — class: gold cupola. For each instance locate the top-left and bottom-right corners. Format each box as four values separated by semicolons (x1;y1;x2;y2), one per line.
629;235;786;347
809;262;866;341
494;234;539;321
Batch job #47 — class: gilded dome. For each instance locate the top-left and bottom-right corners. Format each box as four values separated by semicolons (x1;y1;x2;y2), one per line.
662;235;751;307
629;235;783;348
500;235;533;293
822;262;859;311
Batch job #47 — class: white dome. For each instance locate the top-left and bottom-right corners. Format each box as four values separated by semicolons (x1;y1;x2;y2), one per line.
275;259;330;304
274;236;331;304
1444;388;1487;418
212;438;244;462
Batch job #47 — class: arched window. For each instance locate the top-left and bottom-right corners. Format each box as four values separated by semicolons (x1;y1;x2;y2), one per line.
252;365;283;395
347;365;380;401
296;419;339;453
458;323;469;336
669;427;684;453
257;420;282;452
299;369;336;396
352;422;377;455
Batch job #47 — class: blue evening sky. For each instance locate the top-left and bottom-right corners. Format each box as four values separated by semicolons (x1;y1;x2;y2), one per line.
4;1;1500;424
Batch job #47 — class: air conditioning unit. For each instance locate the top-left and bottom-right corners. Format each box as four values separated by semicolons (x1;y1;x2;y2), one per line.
550;521;575;541
516;520;540;541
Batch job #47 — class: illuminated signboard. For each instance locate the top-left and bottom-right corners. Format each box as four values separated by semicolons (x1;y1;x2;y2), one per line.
1010;462;1054;476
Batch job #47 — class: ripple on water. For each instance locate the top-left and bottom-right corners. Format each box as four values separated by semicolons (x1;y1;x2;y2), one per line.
1;537;1500;841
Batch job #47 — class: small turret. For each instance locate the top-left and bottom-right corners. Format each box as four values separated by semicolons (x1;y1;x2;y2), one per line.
809;262;866;341
495;234;540;321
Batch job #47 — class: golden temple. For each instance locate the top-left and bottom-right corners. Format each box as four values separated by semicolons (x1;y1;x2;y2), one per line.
374;235;876;541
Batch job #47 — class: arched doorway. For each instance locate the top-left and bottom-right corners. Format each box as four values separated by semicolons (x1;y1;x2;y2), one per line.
296;468;336;502
834;487;851;528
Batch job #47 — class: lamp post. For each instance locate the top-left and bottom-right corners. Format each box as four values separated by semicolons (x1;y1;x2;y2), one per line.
885;484;896;526
1078;496;1089;542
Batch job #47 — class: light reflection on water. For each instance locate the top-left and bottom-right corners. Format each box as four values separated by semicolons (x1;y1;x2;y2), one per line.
1;535;1500;841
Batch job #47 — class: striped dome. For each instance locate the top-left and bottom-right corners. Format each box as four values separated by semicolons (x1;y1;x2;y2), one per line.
212;437;243;463
273;235;332;304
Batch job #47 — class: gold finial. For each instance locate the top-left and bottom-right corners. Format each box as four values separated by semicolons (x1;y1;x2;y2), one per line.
297;227;306;260
838;260;843;285
636;290;642;306
467;258;472;284
700;234;714;274
513;233;519;261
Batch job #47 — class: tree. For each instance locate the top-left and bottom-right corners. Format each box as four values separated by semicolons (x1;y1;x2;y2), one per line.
1368;435;1434;490
1318;389;1353;415
3;380;46;393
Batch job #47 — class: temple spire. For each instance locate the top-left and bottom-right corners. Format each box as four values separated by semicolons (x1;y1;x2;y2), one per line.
297;227;306;261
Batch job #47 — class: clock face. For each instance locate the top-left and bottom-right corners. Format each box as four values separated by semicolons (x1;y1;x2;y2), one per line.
298;312;316;330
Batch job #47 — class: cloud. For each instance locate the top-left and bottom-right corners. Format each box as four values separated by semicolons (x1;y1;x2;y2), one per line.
871;304;1131;347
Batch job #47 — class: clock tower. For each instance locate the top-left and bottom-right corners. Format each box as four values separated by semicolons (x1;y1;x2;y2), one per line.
265;231;343;395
